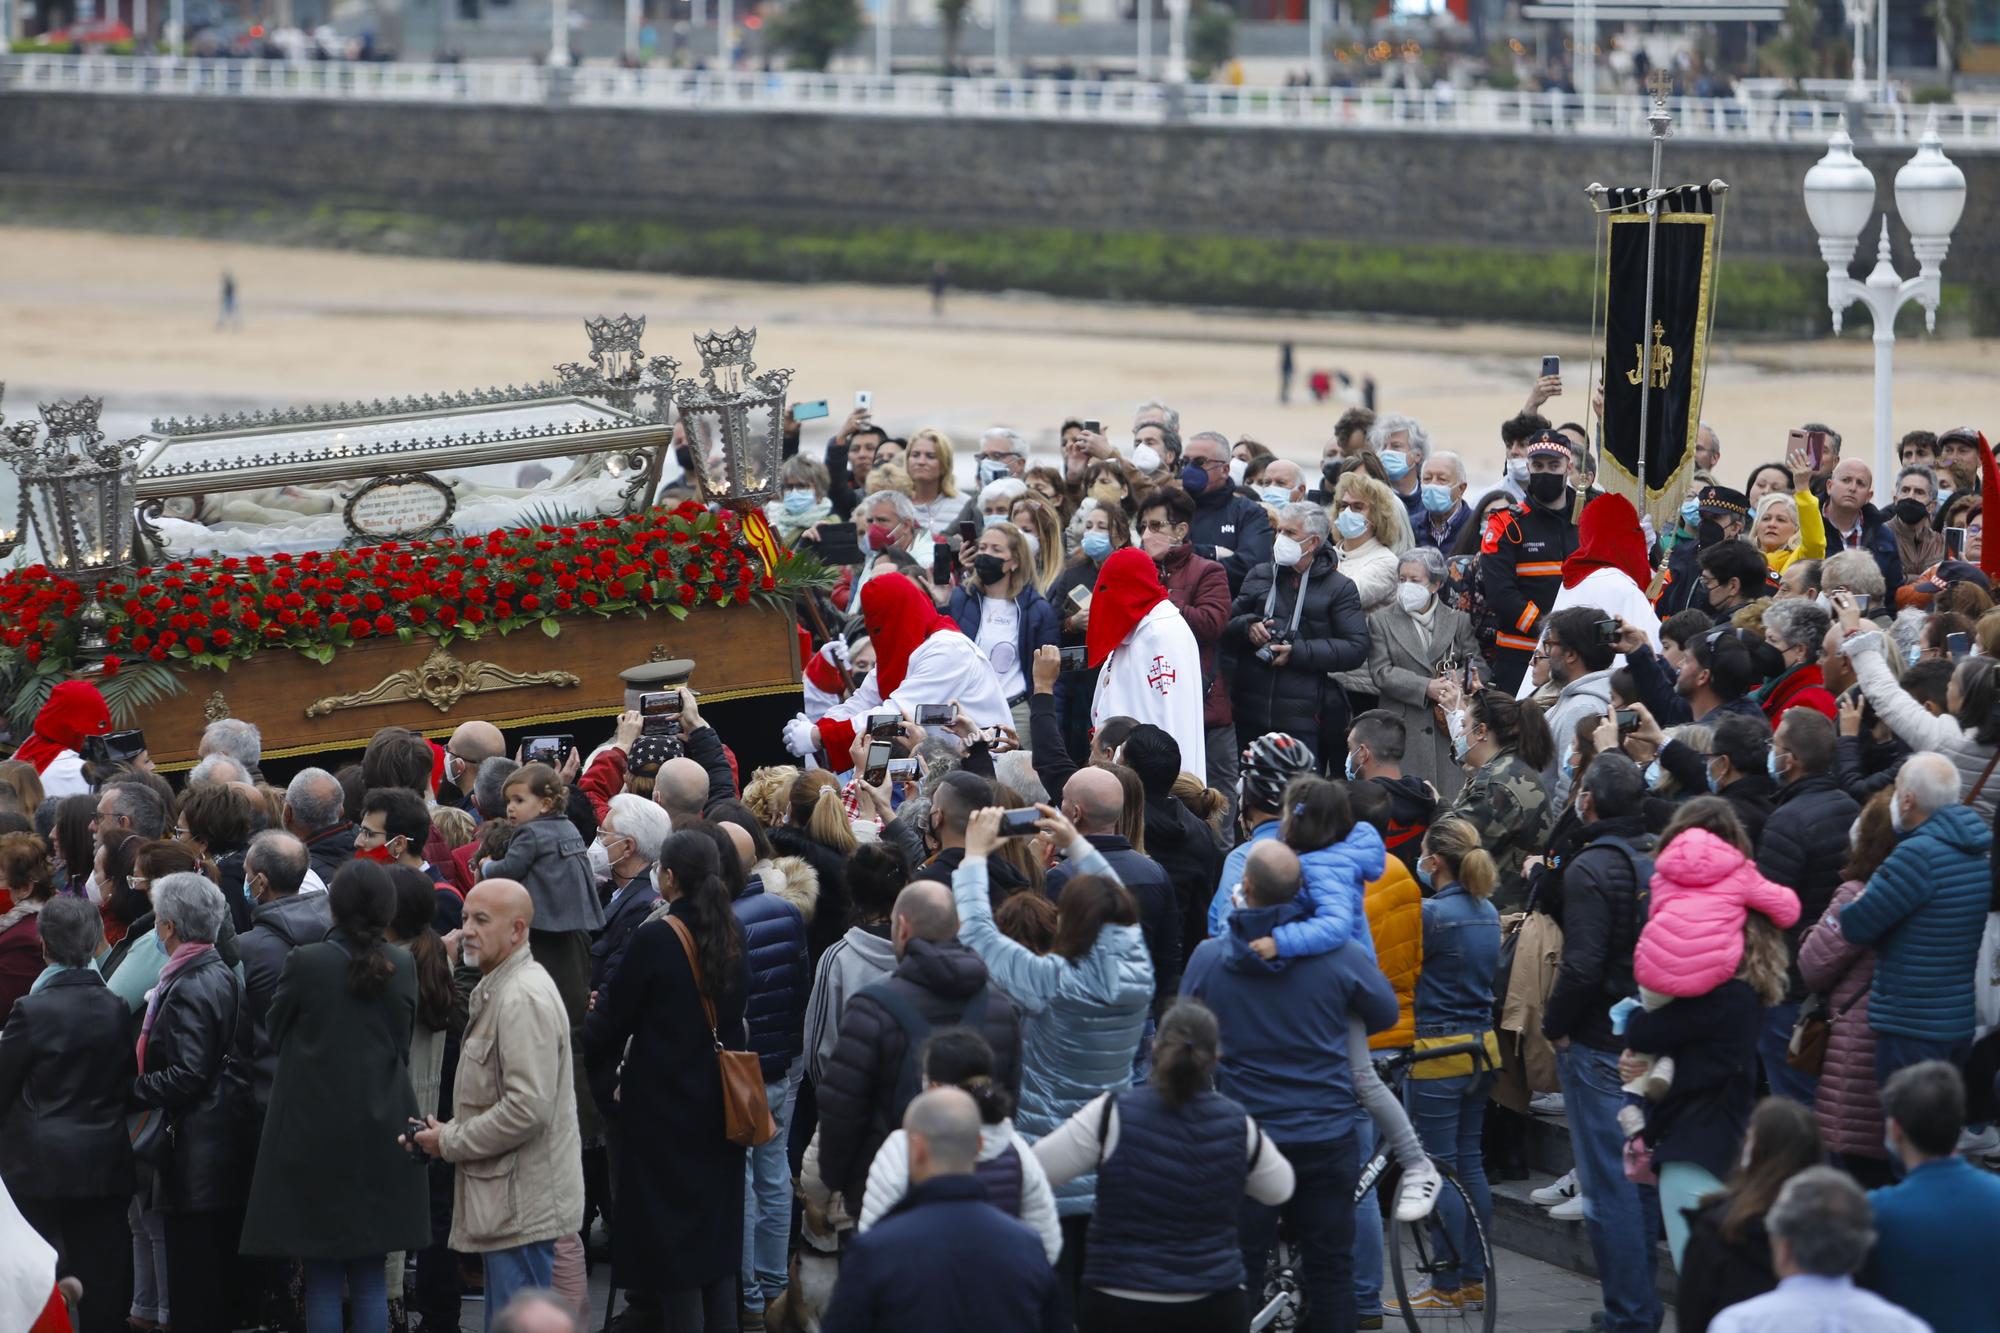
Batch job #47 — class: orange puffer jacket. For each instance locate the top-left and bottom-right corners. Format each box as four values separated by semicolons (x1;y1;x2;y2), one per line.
1365;858;1423;1050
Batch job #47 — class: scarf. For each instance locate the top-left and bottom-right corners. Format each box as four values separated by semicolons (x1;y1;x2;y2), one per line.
1562;493;1651;590
1408;595;1438;652
1890;516;1946;584
767;496;835;544
135;940;215;1070
12;681;110;775
1087;548;1169;668
28;959;96;996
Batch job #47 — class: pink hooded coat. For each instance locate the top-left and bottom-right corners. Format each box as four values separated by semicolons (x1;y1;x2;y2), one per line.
1634;828;1801;999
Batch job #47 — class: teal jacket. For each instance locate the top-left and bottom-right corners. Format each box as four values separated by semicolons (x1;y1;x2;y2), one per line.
1839;803;1991;1043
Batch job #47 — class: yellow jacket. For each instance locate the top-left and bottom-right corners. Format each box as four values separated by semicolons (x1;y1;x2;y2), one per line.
1765;489;1826;574
1365;858;1423;1051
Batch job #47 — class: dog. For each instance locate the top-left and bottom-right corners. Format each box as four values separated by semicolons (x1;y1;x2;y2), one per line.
765;1169;845;1333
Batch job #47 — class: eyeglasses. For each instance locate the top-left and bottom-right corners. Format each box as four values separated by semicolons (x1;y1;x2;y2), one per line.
1191;456;1227;472
1140;520;1177;534
353;823;388;845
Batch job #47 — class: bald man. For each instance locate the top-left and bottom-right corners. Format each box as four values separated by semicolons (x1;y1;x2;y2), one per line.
815;880;1023;1216
408;878;584;1317
1818;457;1904;594
821;1087;1061;1333
640;688;737;819
1046;767;1181;1006
654;757;713;820
445;720;506;802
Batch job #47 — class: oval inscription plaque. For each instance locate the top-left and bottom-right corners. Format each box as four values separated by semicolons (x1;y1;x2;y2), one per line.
345;474;456;541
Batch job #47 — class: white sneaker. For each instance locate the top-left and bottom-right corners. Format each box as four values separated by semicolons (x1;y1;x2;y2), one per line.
1549;1192;1587;1222
1530;1169;1578;1207
1957;1125;2000;1157
1529;1092;1566;1116
1394;1159;1443;1222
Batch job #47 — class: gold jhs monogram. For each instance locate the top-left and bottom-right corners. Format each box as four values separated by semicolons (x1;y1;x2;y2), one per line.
1627;321;1673;390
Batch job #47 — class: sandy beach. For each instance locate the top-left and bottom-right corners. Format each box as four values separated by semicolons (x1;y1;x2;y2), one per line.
1;226;1992;489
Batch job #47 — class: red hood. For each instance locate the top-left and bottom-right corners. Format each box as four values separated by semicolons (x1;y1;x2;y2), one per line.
14;680;110;774
1563;493;1651;590
1088;548;1169;668
860;573;956;695
1979;432;2000;584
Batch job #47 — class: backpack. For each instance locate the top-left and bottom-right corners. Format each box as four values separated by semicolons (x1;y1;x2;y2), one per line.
864;982;992;1118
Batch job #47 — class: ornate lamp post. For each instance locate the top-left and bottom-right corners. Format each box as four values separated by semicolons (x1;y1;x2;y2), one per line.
671;328;792;512
1802;115;1966;503
0;398;137;653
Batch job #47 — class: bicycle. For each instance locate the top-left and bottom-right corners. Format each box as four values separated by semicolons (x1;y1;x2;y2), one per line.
1251;1038;1499;1333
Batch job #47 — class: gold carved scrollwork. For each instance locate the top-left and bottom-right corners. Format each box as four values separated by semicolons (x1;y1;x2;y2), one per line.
202;691;230;722
304;647;580;719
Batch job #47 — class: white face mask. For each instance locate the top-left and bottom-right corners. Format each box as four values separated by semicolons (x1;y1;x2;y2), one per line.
1272;534;1305;567
1397;581;1432;613
1228;457;1249;486
587;839;613;882
1507;457;1530;485
1132;444;1163;473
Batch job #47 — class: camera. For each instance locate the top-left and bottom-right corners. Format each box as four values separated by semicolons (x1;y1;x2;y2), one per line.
81;729;147;769
1256;630;1292;665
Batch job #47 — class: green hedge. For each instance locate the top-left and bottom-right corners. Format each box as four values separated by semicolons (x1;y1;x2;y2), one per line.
0;190;1977;335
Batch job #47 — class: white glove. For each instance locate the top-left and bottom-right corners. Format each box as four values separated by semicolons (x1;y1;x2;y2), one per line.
783;714;821;759
825;639;850;669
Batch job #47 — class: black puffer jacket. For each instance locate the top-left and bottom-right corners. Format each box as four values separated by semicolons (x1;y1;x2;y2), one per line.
769;826;852;967
732;880;811;1083
130;949;254;1213
816;937;1022;1213
1755;775;1860;1001
1143;794;1223;974
0;970;137;1200
1542;816;1654;1053
1225;546;1370;762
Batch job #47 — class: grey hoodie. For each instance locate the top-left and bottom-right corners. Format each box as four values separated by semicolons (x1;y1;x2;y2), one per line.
1544;666;1615;808
804;925;899;1087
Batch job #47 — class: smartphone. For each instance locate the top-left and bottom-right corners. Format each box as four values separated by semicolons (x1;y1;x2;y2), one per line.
1615;708;1639;735
863;741;891;786
1082;419;1102;435
1947;526;1968;559
932;540;953;585
998;808;1041;837
523;734;573;765
915;703;955;726
1059;644;1089;672
792;399;830;422
1540;355;1561;379
638;689;682;716
957;518;978;549
1852;592;1872;613
855;390;873;412
1786;427;1811;467
1948;632;1972;660
1067;586;1092;609
806;521;862;566
887;757;920;778
866;710;902;739
1592;618;1621;646
1801;430;1829;471
81;729;147;766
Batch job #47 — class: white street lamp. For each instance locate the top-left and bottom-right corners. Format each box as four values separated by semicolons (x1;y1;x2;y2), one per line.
1163;0;1187;84
1802;115;1966;504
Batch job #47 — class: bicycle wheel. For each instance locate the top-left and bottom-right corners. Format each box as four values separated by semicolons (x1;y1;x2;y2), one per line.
1252;1237;1302;1333
1384;1161;1498;1333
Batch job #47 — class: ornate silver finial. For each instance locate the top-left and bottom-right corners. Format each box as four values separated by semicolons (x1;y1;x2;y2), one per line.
1645;69;1674;140
683;327;794;402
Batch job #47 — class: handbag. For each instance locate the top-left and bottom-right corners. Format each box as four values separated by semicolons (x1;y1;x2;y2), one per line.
666;915;778;1148
1786;988;1864;1078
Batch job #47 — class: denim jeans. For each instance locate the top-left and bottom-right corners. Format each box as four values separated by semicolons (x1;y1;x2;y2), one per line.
1241;1134;1361;1333
1403;1069;1494;1291
1873;1031;1973;1089
1557;1044;1663;1333
128;1198;168;1324
1350;1112;1382;1317
482;1241;556;1332
304;1255;388;1333
741;1061;802;1311
1758;1001;1818;1107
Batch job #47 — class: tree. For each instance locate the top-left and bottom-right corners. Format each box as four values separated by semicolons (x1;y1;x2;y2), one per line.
937;0;971;73
1189;0;1235;78
1762;0;1823;82
766;0;862;70
1930;0;1972;78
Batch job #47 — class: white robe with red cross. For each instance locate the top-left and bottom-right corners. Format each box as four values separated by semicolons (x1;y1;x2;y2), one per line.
1091;599;1208;779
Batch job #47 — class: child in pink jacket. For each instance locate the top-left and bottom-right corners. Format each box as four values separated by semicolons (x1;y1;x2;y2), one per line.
1616;826;1800;1132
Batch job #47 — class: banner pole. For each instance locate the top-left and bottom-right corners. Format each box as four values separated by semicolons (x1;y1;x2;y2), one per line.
1635;69;1674;516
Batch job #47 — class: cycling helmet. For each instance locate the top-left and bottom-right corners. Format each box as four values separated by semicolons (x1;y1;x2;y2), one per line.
1239;732;1316;813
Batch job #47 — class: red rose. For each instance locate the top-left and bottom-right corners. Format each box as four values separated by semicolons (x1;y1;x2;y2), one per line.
375;614;395;635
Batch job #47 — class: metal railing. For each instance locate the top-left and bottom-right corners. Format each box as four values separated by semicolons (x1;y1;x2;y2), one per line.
7;54;1999;145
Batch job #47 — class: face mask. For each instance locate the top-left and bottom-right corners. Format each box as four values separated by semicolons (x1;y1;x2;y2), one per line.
356;844;396;865
1081;531;1112;560
1335;510;1370;541
1644;759;1663;788
1258;485;1292;507
1421;484;1455;515
1698;517;1726;549
863;521;896;555
1890;799;1906;835
1937;484;1954;505
1322;460;1343;486
1680;499;1701;527
587;839;613;882
1132;444;1162;473
1089;481;1125;507
1452;727;1475;761
974;554;1008;586
982;513;1007;530
1179;463;1210;496
1703;759;1721;793
1907;641;1923;666
1397;582;1431;613
1768;750;1786;782
1228;458;1249;486
1023;532;1040;561
977;458;1011;487
1380;450;1410;481
1507;457;1530;485
1415;857;1434;890
1813;592;1832;613
1561;747;1578;779
781;488;817;515
1893;498;1929;527
1272;534;1305;568
1344;752;1360;781
1526;472;1567;506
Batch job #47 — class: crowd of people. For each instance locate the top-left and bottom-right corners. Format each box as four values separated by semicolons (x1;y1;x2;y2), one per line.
1;385;1999;1333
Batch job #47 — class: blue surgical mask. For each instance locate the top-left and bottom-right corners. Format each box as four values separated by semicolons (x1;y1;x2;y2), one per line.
1704;758;1720;793
1415;857;1434;890
1907;642;1922;666
1257;485;1292;507
1335;510;1369;541
781;488;816;515
1344;752;1360;781
1380;450;1410;481
977;458;1011;487
982;514;1007;529
1680;500;1701;528
1421;484;1455;515
1644;759;1663;788
1081;531;1112;560
1768;750;1785;782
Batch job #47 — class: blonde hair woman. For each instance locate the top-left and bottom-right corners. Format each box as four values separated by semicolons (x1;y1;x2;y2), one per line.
1331;472;1410;613
1009;493;1066;594
948;521;1060;735
906;428;961;537
1754;489;1826;575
